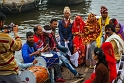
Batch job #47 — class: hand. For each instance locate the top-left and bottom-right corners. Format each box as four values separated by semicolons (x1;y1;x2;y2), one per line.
32;60;38;65
64;39;67;42
13;25;18;33
3;29;10;33
35;50;41;54
44;47;50;51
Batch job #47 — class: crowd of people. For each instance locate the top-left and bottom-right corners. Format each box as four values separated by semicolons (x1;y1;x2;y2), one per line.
0;5;124;83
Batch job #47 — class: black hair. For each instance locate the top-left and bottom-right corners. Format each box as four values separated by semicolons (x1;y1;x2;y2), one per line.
43;25;51;30
33;25;39;33
50;18;57;24
94;47;109;70
105;24;116;32
0;12;6;21
26;31;34;38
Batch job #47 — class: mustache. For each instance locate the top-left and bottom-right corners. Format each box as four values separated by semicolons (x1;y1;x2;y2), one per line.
106;32;109;34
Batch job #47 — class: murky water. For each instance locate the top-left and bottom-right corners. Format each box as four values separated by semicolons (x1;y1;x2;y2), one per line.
4;0;124;60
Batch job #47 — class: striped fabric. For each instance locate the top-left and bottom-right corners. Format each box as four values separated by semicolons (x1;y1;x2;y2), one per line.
0;32;22;75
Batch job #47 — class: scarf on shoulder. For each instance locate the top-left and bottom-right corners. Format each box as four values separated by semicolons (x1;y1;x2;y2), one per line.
96;15;110;47
105;33;124;54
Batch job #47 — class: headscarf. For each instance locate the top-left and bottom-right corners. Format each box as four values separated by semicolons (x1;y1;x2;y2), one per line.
83;13;100;44
72;15;85;33
101;42;117;83
117;23;124;40
101;42;116;60
109;18;118;28
100;6;108;13
63;6;71;14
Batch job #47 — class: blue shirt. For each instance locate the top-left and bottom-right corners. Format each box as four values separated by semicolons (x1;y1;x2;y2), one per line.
21;43;37;63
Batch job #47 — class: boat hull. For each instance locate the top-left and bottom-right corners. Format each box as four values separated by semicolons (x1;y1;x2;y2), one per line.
0;0;40;14
48;0;84;5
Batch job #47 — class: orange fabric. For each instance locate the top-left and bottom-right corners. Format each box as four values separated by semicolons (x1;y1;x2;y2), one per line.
72;16;86;65
101;42;117;83
83;13;100;44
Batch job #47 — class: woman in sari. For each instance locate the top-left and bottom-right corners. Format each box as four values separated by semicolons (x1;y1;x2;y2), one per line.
101;42;117;83
84;13;100;68
71;15;86;66
115;23;124;41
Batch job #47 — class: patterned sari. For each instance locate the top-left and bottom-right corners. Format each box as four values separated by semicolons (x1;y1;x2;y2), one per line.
83;13;100;67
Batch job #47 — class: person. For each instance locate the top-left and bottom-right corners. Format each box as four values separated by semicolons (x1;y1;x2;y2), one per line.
84;13;100;68
96;6;110;47
92;47;110;83
22;31;41;63
43;25;85;78
109;18;118;28
0;12;22;83
115;23;124;41
71;15;86;66
58;6;73;54
101;42;117;83
33;25;59;83
50;19;66;82
105;24;124;62
109;18;124;41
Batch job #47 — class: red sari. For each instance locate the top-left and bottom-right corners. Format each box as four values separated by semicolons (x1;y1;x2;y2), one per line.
72;16;86;65
101;42;117;83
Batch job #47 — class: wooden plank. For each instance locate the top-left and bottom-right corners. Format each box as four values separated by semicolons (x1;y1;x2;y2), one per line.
72;78;84;83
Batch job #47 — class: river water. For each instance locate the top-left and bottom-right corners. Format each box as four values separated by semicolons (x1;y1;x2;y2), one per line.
4;0;124;60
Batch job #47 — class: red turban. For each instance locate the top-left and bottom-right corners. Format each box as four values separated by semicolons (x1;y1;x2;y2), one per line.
100;6;108;13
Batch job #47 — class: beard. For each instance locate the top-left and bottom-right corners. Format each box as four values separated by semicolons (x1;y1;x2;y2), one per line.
27;41;34;47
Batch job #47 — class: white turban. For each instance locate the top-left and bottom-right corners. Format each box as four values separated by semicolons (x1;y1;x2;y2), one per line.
63;6;71;14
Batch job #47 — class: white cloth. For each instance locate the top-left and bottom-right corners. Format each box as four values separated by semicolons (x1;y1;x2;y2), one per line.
70;52;79;67
105;33;124;54
65;41;79;67
65;41;71;56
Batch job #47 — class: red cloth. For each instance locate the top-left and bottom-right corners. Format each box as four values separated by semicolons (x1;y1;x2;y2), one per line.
34;34;45;49
72;16;86;65
100;6;108;13
84;73;96;83
101;42;117;83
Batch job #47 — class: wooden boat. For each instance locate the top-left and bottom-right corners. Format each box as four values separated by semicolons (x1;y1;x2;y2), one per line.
0;0;40;14
47;0;84;5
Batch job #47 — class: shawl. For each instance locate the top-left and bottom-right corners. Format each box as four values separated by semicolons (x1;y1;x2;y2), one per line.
101;42;117;83
96;15;110;47
117;23;124;40
105;33;124;54
72;15;85;34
